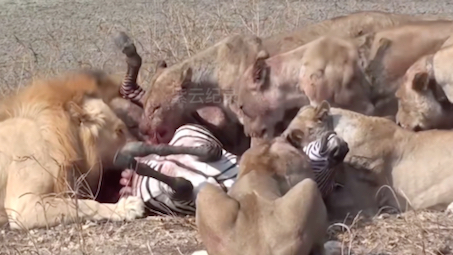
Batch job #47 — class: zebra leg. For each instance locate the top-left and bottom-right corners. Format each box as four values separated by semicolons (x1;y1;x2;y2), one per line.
113;32;145;108
119;141;222;162
113;151;194;200
118;142;154;158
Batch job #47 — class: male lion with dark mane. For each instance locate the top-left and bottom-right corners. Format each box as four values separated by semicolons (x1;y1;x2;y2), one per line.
0;71;145;230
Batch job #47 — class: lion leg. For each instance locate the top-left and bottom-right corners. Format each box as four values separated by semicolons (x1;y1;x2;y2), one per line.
5;193;145;230
196;183;239;255
275;178;328;255
4;163;145;230
447;202;453;214
0;212;7;228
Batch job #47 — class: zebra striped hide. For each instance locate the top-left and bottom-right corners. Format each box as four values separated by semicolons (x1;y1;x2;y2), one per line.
120;124;343;216
122;124;238;215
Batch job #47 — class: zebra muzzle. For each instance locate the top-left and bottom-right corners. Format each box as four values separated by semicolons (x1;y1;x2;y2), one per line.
329;139;349;163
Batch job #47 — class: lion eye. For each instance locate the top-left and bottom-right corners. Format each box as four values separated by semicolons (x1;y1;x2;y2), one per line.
240;105;252;118
116;128;124;136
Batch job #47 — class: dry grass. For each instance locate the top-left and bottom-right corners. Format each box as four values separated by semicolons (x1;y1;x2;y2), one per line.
1;0;453;254
328;211;453;255
1;216;202;255
3;210;453;255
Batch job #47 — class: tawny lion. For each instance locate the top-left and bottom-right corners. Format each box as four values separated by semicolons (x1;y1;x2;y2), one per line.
0;71;145;230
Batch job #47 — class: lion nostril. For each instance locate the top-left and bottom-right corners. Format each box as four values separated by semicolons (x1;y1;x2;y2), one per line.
413;125;422;132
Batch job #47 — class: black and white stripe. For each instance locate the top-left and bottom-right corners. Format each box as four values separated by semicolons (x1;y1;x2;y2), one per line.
120;76;145;107
115;31;146;107
128;126;340;215
130;124;238;216
303;133;339;198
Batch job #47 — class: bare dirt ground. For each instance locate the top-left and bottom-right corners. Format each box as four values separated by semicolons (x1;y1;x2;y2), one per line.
1;0;453;254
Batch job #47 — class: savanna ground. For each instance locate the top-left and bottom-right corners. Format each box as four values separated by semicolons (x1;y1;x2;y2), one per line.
1;0;453;254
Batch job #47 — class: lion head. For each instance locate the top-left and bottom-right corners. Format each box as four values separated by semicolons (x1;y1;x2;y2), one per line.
395;56;450;131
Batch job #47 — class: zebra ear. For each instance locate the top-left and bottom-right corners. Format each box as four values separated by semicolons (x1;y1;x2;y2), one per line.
286;129;305;149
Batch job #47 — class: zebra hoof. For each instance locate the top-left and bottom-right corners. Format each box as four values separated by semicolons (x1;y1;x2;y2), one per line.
113;31;138;58
173;177;194;200
113;150;136;170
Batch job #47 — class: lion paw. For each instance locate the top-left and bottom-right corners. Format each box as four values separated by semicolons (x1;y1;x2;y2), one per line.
446;202;453;215
191;251;208;255
116;196;145;221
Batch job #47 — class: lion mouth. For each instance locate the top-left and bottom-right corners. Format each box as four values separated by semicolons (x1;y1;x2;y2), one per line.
144;134;159;145
143;130;172;145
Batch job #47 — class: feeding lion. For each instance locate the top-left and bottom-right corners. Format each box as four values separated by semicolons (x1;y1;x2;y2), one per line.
195;107;349;255
292;101;453;218
0;71;145;230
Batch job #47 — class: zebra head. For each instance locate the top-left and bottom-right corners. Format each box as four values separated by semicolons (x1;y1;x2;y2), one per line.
317;131;350;167
302;131;349;198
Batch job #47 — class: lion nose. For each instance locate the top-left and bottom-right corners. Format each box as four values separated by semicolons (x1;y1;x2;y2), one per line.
412;125;422;132
258;127;267;137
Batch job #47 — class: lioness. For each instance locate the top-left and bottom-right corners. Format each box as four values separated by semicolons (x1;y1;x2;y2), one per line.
294;101;453;216
237;20;453;140
237;36;373;139
115;12;443;151
195;113;349;255
114;31;263;156
0;72;145;230
263;11;448;56
359;20;453;117
396;43;453;131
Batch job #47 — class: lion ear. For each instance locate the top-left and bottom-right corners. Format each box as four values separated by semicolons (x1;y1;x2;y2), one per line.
156;60;167;69
412;72;430;92
250;50;270;89
67;101;93;124
154;60;168;76
286;129;305;149
180;67;193;90
314;100;330;120
355;33;375;50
